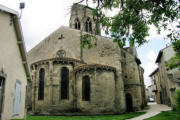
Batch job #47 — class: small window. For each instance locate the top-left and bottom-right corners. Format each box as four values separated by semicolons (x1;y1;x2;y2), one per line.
85;17;92;33
75;18;81;30
82;76;90;101
61;67;69;99
122;52;126;58
57;50;65;58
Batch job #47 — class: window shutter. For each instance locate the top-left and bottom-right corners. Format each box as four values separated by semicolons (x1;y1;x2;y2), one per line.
13;82;21;115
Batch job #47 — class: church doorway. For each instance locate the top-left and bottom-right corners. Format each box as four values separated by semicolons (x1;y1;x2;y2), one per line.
0;76;5;119
126;93;133;112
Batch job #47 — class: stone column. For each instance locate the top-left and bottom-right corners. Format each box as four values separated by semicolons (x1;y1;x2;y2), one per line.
115;70;126;113
49;61;53;105
114;52;126;113
31;65;36;112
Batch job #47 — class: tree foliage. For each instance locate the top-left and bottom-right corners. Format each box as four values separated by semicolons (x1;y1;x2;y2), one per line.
168;40;180;69
174;89;180;119
173;40;180;57
81;34;97;48
79;0;180;48
76;0;180;68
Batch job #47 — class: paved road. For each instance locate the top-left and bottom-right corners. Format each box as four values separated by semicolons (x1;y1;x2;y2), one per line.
128;102;171;120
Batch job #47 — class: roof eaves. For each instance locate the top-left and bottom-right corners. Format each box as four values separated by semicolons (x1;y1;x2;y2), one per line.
0;4;18;16
11;10;31;82
155;51;163;63
149;68;159;77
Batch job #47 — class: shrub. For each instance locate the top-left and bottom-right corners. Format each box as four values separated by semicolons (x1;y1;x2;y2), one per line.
174;89;180;119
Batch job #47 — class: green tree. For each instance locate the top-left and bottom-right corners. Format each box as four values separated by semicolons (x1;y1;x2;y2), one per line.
78;0;180;47
174;89;180;119
168;40;180;70
76;0;180;67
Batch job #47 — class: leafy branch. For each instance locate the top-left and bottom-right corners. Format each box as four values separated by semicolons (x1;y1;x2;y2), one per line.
83;0;180;47
81;34;97;48
168;40;180;70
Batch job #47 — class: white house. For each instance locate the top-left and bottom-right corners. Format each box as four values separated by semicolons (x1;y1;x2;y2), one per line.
0;5;30;120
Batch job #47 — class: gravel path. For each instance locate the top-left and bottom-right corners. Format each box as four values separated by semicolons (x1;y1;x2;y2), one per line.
128;102;171;120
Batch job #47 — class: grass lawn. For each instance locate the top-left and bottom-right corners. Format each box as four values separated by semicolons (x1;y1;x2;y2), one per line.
11;112;145;120
145;111;180;120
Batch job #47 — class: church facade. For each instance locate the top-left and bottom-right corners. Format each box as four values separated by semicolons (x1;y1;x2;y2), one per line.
27;4;146;114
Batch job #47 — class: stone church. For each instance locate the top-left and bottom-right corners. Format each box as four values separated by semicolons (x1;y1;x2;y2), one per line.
27;4;146;114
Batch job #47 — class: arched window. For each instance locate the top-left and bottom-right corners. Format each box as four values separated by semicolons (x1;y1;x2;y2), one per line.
75;18;81;30
38;68;45;100
126;93;133;112
61;67;69;99
82;76;90;101
85;18;92;33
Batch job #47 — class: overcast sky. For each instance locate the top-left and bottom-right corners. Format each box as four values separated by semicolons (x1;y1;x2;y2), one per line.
0;0;171;87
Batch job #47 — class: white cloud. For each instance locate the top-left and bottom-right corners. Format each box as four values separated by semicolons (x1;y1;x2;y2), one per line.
146;25;166;40
0;0;85;51
146;23;179;44
143;51;158;87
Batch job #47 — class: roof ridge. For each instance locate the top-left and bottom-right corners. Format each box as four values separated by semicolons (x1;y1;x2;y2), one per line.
28;26;68;53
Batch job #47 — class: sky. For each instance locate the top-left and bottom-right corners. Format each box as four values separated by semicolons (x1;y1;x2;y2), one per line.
0;0;171;87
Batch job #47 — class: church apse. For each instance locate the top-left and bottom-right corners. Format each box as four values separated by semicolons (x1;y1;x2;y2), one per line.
75;64;117;113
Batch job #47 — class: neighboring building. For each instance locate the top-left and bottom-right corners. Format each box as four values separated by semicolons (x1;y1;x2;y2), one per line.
149;68;162;104
27;4;146;114
0;5;31;120
150;45;180;106
145;88;149;102
147;85;156;102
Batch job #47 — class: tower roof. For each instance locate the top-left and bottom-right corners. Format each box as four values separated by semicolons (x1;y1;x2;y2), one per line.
72;3;94;10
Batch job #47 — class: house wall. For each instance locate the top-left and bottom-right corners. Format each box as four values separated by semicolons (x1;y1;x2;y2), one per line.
151;71;162;104
158;46;177;105
151;45;180;106
0;11;27;120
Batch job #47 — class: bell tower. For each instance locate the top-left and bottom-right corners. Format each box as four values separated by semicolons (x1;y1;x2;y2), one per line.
69;4;101;35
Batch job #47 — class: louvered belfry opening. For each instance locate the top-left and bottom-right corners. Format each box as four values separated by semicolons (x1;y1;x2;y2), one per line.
75;18;81;30
85;17;92;33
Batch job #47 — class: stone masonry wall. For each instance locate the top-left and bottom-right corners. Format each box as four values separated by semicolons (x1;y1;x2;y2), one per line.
76;70;116;113
121;49;143;111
